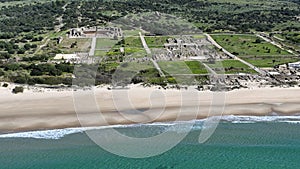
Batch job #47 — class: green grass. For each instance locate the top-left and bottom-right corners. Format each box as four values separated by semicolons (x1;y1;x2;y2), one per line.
118;62;154;72
145;36;171;48
158;61;197;75
157;61;208;75
211;34;292;56
206;60;257;74
96;38;118;49
107;36;145;56
185;61;208;74
94;50;107;56
123;37;143;48
193;35;205;39
243;56;299;68
99;62;120;72
122;30;140;37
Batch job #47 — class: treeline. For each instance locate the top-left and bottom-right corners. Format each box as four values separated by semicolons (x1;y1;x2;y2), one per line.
0;40;37;56
284;32;300;44
60;0;300;33
1;0;299;35
0;62;74;85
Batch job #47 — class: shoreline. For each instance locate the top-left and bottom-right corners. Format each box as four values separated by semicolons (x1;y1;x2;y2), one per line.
1;83;300;133
1;115;300;139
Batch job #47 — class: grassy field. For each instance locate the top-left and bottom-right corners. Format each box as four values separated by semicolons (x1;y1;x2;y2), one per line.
158;61;192;75
206;60;257;74
145;36;171;48
118;62;154;72
211;34;291;56
59;38;91;53
158;61;207;75
94;50;107;56
122;29;140;37
94;38;119;56
123;37;143;48
96;38;118;49
185;61;208;74
193;35;206;39
243;56;299;68
107;36;145;56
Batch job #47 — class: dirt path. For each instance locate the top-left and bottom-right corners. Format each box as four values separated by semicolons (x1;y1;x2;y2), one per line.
205;33;267;76
89;37;97;56
139;32;166;77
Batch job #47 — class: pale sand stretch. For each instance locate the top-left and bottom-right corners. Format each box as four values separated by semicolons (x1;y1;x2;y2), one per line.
0;86;300;132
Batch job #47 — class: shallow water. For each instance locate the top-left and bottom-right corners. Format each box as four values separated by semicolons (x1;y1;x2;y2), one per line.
1;117;300;169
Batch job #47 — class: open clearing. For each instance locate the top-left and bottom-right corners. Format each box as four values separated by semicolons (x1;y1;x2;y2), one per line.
211;34;292;56
59;38;91;53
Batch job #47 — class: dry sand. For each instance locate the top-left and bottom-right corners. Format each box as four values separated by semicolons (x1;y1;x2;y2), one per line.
0;85;300;133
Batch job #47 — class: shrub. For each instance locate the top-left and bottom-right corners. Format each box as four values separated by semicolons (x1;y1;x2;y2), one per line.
12;86;24;94
0;69;4;76
2;83;8;87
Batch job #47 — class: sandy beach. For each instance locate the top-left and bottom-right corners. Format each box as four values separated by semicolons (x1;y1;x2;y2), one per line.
1;84;300;133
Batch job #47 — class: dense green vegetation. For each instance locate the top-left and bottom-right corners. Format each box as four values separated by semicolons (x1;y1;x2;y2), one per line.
0;62;74;85
1;0;300;37
278;32;300;44
0;0;299;86
62;0;300;33
0;1;64;35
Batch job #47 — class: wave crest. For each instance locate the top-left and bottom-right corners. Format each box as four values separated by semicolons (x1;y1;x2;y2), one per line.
0;116;300;140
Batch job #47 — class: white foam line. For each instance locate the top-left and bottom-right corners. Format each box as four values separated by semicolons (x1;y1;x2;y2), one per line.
0;116;299;140
0;122;182;140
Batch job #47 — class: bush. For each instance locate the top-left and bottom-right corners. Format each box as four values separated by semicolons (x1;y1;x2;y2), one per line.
0;69;4;76
12;76;27;84
2;83;8;87
12;86;24;94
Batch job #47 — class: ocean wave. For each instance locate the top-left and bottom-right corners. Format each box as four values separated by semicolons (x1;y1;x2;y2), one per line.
0;127;96;140
220;115;300;124
0;116;300;140
0;122;188;140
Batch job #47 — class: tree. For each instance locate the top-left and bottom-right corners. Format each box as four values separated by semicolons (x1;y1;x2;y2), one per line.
254;38;262;43
0;52;11;59
4;64;20;71
24;44;31;50
13;76;27;84
0;69;4;76
17;48;26;54
30;69;43;76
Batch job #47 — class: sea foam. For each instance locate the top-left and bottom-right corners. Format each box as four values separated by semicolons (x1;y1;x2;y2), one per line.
0;116;299;140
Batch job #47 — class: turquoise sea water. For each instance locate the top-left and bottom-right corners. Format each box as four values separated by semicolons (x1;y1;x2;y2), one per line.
1;118;300;169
